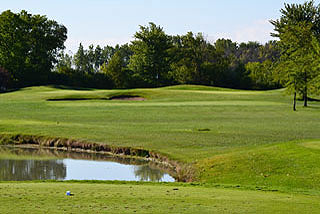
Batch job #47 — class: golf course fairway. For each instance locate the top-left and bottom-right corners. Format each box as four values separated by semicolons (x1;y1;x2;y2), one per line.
0;85;319;213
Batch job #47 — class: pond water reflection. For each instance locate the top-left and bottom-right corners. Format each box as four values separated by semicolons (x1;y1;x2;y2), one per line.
0;146;175;182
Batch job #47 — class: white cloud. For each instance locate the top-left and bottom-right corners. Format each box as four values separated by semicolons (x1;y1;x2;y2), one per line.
209;19;275;44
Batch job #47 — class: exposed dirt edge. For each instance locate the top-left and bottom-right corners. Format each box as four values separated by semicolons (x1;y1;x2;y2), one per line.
0;134;195;182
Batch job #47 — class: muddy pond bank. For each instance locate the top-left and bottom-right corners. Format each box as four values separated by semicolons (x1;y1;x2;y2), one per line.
0;134;195;182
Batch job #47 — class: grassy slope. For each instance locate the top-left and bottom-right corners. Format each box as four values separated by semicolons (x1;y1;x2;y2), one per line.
1;182;320;214
0;85;320;195
0;85;319;160
197;140;320;194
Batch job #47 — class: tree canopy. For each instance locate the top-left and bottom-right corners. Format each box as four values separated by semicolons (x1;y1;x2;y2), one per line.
271;1;320;109
128;22;172;87
0;10;67;87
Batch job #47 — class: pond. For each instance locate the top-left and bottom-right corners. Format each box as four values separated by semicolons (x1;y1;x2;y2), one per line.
0;146;175;182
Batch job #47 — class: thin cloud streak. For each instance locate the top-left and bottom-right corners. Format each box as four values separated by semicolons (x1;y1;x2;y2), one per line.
208;19;275;45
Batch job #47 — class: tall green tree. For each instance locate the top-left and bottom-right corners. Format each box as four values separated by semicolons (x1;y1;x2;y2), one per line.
93;45;103;72
101;51;130;88
128;22;172;87
274;22;320;110
214;39;237;57
270;1;320;38
238;42;261;64
115;44;133;66
213;39;253;88
170;32;222;85
73;43;89;74
181;32;214;84
0;10;67;87
87;45;95;73
55;51;73;73
271;1;320;107
101;45;116;65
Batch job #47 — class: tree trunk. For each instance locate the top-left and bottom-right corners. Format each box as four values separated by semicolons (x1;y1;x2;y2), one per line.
303;85;308;107
303;71;308;107
293;92;297;111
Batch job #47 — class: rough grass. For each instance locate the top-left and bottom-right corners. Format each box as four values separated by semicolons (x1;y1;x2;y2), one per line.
1;181;320;214
0;85;320;193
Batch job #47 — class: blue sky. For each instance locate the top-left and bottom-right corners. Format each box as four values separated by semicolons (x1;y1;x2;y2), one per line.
1;0;316;52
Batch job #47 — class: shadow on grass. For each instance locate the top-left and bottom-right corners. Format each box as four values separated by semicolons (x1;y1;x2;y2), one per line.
47;95;145;101
298;97;320;102
307;106;320;109
49;85;96;91
0;88;22;94
308;97;320;102
47;98;109;101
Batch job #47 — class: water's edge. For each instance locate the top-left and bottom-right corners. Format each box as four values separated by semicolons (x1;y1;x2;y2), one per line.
0;134;195;182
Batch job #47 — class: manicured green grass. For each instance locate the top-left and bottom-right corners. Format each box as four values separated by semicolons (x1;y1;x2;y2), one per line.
0;85;318;161
197;140;320;194
0;85;320;195
1;181;320;214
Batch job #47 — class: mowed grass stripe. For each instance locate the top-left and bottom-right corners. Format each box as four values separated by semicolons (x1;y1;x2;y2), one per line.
0;182;319;214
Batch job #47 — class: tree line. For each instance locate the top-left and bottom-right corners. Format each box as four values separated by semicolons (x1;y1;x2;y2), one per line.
54;28;281;90
1;1;320;110
0;10;280;91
